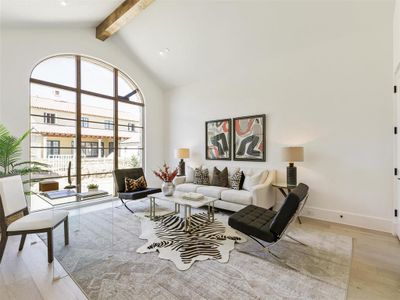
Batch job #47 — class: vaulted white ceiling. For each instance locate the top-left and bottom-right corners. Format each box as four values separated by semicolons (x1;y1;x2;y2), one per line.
0;0;395;90
0;0;123;27
116;0;387;89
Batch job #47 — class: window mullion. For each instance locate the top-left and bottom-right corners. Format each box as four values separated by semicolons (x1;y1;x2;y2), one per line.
76;56;82;193
113;69;119;172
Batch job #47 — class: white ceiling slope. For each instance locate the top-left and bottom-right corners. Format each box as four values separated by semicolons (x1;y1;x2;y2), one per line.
117;0;394;90
1;0;395;90
0;0;124;27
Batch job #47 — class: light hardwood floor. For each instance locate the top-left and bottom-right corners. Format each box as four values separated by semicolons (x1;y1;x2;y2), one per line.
0;233;87;300
300;217;400;300
0;213;399;300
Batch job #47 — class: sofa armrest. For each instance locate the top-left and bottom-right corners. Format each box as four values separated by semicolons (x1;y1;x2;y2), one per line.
251;170;276;209
173;176;186;185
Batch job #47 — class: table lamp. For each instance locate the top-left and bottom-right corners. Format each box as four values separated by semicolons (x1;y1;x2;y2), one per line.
175;148;190;176
282;146;304;186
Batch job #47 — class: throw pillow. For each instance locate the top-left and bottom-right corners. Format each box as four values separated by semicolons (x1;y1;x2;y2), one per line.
186;166;195;183
201;168;210;185
211;167;229;187
194;167;210;185
242;170;269;191
125;176;147;192
193;167;203;184
231;169;243;190
239;171;245;190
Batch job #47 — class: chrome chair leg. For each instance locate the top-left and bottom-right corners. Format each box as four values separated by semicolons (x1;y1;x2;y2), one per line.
240;235;298;271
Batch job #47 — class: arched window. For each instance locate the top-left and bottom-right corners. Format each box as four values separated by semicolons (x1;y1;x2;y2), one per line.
30;55;144;202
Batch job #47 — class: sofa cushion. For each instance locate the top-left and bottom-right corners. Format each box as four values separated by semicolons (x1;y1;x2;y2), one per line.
196;186;229;198
211;167;229;187
176;183;203;193
221;189;252;205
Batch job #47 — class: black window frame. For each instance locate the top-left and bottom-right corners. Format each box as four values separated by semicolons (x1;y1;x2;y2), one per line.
104;120;113;130
43;112;56;124
30;54;145;193
127;123;135;132
81;116;89;128
46;140;60;157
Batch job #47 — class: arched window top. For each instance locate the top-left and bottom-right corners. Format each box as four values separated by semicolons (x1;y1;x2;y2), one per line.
31;54;144;104
32;55;77;88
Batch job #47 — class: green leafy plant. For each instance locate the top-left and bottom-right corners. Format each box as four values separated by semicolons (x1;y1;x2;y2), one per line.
87;183;99;189
0;124;47;176
129;154;140;168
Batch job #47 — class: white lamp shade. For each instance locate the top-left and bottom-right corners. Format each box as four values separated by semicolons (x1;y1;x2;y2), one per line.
175;148;190;159
282;147;304;162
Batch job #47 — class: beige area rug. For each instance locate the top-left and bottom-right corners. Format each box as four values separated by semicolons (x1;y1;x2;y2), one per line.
41;200;353;299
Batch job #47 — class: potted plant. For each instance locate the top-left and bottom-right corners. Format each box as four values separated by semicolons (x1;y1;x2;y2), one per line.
87;183;99;192
0;124;48;176
153;163;178;196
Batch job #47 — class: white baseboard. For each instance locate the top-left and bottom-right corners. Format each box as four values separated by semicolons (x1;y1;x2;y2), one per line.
301;205;393;233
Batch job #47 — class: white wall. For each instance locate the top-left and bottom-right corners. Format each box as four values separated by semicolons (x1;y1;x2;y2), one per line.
395;0;400;71
0;27;165;186
166;1;394;232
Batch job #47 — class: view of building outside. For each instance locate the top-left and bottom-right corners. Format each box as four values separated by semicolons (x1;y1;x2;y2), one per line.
29;55;143;205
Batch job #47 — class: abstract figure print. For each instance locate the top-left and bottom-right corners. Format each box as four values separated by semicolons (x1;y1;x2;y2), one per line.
233;114;266;161
206;119;231;160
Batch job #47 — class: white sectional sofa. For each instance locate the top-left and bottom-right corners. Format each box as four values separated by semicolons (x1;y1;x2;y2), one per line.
173;166;276;212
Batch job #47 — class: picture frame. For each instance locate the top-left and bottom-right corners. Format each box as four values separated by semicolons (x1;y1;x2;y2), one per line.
205;118;232;160
233;114;266;161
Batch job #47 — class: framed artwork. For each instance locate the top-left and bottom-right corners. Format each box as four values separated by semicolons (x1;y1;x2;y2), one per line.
233;114;266;161
205;119;231;160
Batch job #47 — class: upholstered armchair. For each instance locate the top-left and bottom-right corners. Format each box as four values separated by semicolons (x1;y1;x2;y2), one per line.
113;168;161;213
228;183;309;265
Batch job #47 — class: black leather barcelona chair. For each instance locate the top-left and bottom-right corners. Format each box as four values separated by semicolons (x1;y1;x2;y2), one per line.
228;183;309;265
113;168;161;213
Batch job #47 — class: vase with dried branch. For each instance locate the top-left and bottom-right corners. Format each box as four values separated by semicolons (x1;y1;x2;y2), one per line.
153;163;178;196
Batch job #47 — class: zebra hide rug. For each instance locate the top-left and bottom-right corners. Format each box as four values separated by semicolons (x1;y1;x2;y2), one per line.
137;213;246;270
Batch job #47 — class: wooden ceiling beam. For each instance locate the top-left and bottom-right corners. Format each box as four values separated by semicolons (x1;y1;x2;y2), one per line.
96;0;154;41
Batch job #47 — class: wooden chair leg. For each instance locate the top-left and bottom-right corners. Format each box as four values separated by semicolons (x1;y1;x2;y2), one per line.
18;234;27;251
0;234;8;264
64;218;69;246
47;230;53;263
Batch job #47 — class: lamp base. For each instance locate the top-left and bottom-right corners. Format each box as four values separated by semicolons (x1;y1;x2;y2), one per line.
178;159;185;176
287;163;297;187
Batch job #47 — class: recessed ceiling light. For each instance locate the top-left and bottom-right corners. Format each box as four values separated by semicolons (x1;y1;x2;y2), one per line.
159;48;170;57
60;1;68;6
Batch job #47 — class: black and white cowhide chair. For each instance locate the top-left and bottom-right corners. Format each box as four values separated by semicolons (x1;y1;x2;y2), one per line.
0;175;69;263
